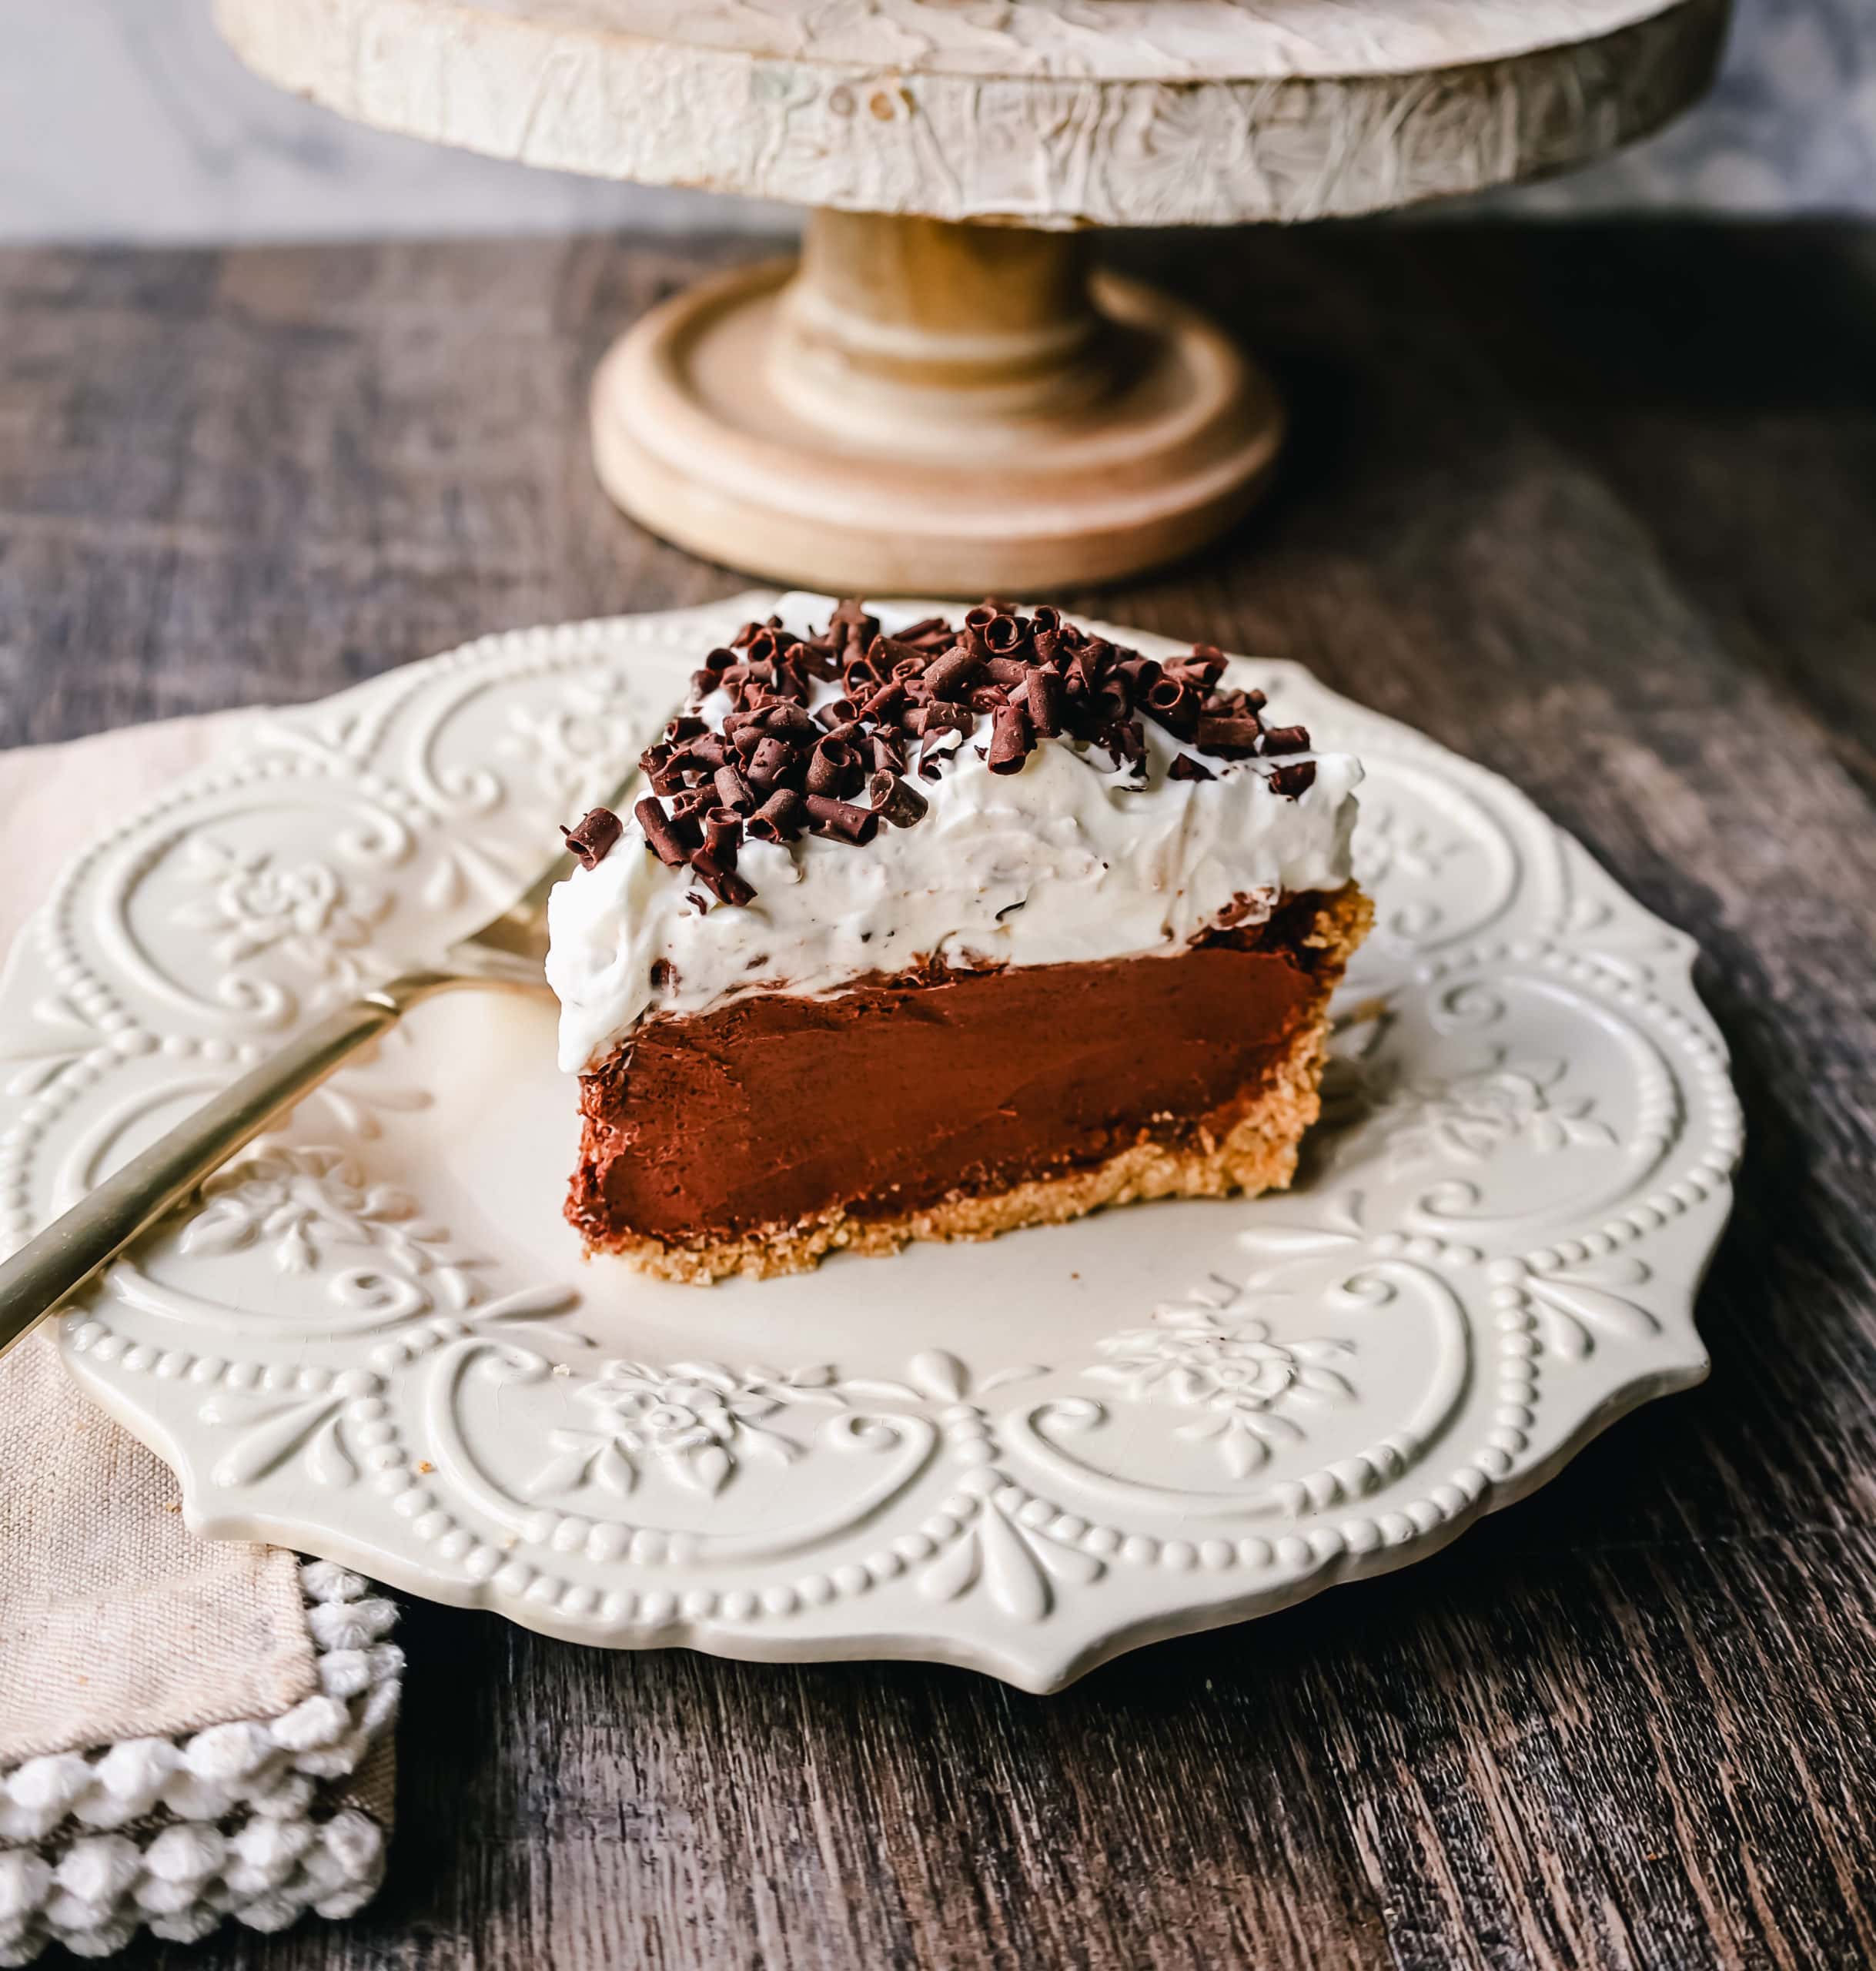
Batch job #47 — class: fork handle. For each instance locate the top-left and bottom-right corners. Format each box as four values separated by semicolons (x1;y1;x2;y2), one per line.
0;987;422;1360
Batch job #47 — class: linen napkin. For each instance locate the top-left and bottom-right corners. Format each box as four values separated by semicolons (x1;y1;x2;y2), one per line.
0;714;400;1965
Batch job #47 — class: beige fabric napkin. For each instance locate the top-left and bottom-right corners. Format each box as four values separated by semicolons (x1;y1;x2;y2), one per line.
0;715;398;1964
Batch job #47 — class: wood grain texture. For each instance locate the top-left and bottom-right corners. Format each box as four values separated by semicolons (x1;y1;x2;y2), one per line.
1;222;1873;1969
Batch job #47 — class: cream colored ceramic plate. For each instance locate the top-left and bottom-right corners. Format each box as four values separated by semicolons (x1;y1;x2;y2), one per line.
0;597;1739;1692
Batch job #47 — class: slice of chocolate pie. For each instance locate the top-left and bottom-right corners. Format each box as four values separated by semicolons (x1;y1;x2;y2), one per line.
546;599;1370;1283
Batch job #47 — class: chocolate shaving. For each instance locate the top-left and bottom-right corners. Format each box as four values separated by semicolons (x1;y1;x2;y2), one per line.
703;808;743;864
1142;676;1199;740
1268;760;1317;798
986;702;1035;776
634;796;690;869
691;848;755;907
1022;664;1065;737
1195;714;1264;758
1259;724;1310;756
925;648;981;701
804;794;880;845
868;770;929;828
745;735;794;792
1169;754;1216;782
714;764;754;813
747;788;805;843
807;736;861;797
560;805;622;870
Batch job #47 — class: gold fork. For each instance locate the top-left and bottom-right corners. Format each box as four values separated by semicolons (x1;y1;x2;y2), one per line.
0;777;631;1360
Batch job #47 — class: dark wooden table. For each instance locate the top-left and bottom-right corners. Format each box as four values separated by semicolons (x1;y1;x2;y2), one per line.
4;222;1874;1971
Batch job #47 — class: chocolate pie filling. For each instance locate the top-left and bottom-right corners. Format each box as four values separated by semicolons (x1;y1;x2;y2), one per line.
570;896;1333;1249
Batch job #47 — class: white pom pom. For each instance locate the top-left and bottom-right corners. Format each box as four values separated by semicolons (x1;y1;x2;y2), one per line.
7;1754;94;1816
268;1695;350;1753
232;1817;314;1872
299;1561;367;1603
52;1835;141;1905
182;1720;273;1782
305;1598;394;1651
143;1823;226;1885
0;1851;51;1922
316;1649;372;1700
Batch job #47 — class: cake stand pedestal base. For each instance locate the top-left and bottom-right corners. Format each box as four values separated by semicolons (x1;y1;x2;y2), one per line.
591;211;1283;597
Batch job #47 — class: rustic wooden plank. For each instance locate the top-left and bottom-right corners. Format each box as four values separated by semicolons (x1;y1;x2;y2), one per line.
0;224;1871;1971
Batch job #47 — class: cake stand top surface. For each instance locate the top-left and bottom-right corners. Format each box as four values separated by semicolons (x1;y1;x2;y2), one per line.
218;0;1728;226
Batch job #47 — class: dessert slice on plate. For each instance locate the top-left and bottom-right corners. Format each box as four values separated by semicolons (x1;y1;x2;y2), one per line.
546;599;1370;1283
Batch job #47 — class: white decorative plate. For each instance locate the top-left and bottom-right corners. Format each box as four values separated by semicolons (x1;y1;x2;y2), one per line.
1;597;1741;1693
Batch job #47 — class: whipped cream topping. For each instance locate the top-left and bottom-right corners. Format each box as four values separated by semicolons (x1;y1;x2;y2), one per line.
547;601;1362;1074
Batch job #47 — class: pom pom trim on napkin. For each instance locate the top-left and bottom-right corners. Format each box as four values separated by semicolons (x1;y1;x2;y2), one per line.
0;1562;399;1965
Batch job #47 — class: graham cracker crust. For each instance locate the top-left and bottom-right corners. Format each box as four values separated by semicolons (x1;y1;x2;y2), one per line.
585;884;1372;1285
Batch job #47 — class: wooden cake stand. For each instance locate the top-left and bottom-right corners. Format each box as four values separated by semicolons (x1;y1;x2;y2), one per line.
216;0;1727;594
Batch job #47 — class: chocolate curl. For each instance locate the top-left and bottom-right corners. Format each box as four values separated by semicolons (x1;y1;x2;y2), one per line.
867;770;929;828
1168;754;1216;783
827;597;879;649
968;684;1011;714
664;714;707;744
1185;643;1229;689
871;637;928;673
804;794;881;845
893;615;952;650
869;731;908;776
963;604;997;635
798;638;842;681
668;788;711;828
645;754;687;796
987;701;1035;776
684;732;728;771
858;680;907;724
1259;724;1311;756
714;764;755;813
1100;718;1148;773
1269;760;1317;798
703;807;743;865
1092;678;1132;724
1063;647;1098;701
1141;675;1200;739
1022;664;1065;737
981;656;1029;690
1115;654;1162;700
905;701;973;739
730;721;764;758
1195;714;1264;758
806;736;861;798
745;735;795;793
634;795;691;869
816;697;859;731
841;656;884;700
925;646;981;701
891;654;930;682
982;612;1028;657
1029;606;1062;635
754;700;816;737
747;788;805;843
691;848;756;907
560;805;622;870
